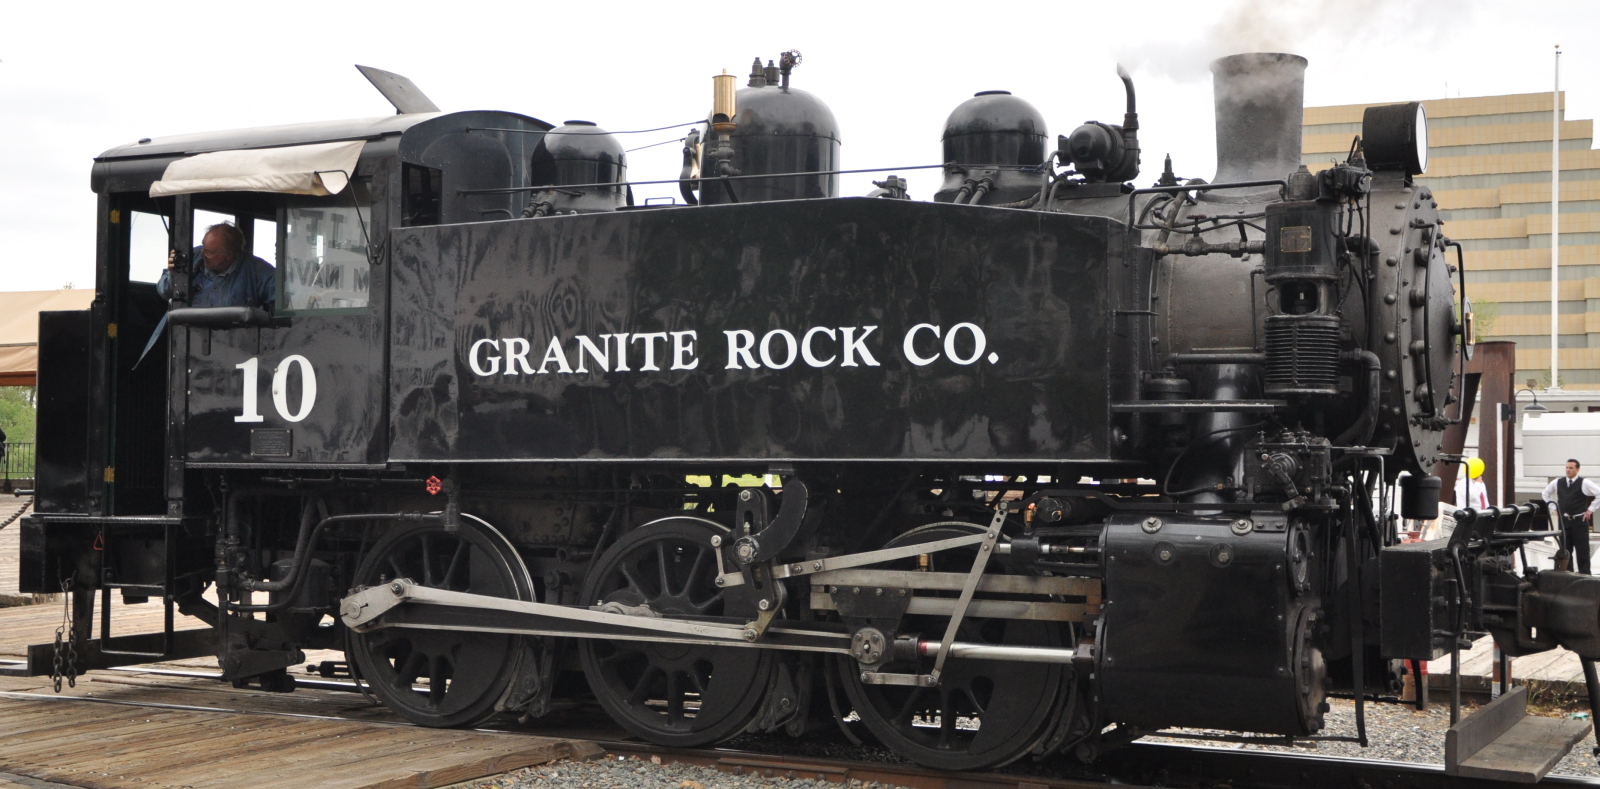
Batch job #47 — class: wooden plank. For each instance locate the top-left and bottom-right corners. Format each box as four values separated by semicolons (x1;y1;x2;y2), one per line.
1508;648;1569;679
1446;685;1528;775
1457;645;1497;677
0;691;596;789
1457;716;1594;782
1521;649;1583;682
245;736;599;789
8;717;349;786
108;720;402;783
361;740;602;789
0;771;84;789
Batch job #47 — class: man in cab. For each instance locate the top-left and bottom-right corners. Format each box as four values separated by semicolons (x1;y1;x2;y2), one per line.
157;222;274;309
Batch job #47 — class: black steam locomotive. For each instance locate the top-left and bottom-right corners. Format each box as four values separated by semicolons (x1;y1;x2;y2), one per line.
20;52;1600;774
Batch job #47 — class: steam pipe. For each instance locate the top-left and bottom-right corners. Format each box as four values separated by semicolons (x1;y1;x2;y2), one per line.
232;512;444;613
1166;353;1267;366
952;180;974;204
246;500;319;593
1116;63;1137;126
1334;350;1382;447
967;178;993;206
678;128;701;206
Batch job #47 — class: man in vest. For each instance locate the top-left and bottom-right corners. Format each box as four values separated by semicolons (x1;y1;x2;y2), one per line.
1543;459;1600;574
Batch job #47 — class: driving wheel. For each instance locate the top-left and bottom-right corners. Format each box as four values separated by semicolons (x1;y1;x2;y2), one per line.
346;517;533;728
579;517;775;747
839;522;1067;770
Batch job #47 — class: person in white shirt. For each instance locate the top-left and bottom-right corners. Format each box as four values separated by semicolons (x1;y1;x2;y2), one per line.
1542;459;1600;575
1456;457;1490;510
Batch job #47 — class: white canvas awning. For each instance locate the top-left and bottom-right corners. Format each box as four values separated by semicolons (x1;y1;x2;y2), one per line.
149;140;365;197
0;289;97;386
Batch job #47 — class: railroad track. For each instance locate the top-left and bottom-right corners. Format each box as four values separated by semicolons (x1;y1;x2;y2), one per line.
2;665;1597;789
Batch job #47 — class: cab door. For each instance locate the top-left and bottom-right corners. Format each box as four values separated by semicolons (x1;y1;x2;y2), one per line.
183;189;385;468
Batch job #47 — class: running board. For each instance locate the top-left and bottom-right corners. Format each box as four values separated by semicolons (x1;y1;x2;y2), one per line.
1445;686;1592;783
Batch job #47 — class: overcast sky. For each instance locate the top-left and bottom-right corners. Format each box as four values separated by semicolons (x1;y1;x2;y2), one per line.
1;0;1594;292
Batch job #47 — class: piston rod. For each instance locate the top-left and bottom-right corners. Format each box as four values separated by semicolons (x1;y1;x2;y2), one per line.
915;640;1076;664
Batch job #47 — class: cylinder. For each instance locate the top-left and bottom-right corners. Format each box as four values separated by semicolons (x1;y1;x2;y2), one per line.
1209;53;1308;190
1264;200;1341;285
712;71;738;127
1400;475;1442;520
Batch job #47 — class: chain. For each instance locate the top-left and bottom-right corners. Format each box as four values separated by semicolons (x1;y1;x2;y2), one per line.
0;497;31;531
49;579;77;692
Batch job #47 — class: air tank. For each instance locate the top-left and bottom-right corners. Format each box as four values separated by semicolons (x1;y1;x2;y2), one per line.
526;120;628;215
696;57;840;205
935;91;1048;205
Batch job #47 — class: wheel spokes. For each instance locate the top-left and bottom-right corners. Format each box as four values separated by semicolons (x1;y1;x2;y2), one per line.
421;536;438;586
840;523;1065;770
349;520;525;728
443;541;469;589
665;671;684;723
396;651;427;687
938;689;957;747
579;520;774;746
428;656;449;705
628;665;663;706
656;543;673;597
619;563;649;600
893;686;927;724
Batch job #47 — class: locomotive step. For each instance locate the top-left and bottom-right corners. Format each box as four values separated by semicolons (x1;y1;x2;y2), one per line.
1444;686;1593;783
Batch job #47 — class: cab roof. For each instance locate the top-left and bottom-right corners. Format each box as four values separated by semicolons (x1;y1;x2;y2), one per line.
96;113;445;162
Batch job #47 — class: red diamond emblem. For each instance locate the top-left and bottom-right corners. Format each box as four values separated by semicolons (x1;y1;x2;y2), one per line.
425;476;443;495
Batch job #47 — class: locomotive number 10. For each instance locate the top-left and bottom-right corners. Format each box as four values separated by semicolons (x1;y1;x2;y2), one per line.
234;356;318;423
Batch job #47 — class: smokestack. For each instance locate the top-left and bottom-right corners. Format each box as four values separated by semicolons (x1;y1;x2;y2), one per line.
1209;53;1308;193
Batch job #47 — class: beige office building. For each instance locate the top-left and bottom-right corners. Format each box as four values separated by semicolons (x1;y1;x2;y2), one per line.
1302;92;1600;391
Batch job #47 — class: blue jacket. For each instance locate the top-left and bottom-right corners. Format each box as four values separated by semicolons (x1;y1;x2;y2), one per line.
157;247;276;309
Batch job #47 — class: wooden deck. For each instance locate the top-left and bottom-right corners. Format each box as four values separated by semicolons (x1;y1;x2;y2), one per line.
1429;636;1598;703
0;686;598;789
0;617;604;788
0;499;605;788
0;497;53;606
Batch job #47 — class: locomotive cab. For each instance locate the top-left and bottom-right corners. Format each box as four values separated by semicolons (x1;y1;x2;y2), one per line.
24;107;550;669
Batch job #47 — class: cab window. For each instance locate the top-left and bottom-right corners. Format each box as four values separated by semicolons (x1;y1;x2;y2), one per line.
128;211;170;283
279;198;371;313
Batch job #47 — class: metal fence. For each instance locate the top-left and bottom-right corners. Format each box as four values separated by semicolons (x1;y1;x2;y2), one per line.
2;442;34;484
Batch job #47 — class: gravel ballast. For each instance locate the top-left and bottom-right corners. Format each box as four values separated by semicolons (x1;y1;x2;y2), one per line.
461;754;895;789
480;696;1600;788
1147;696;1600;778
